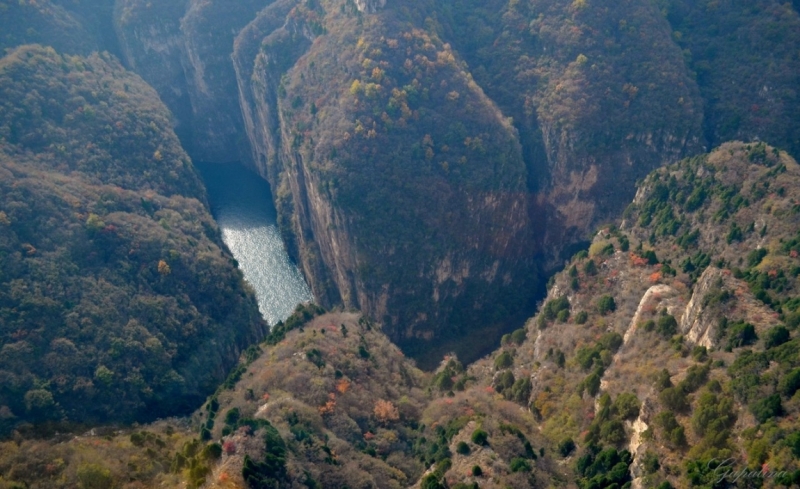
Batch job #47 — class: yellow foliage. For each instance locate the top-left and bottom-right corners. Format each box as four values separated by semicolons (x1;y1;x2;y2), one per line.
0;211;9;225
364;83;380;98
158;260;171;276
588;239;610;257
349;79;362;96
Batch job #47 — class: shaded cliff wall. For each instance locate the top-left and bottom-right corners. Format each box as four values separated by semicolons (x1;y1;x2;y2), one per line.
14;0;798;358
114;0;269;163
436;0;706;268
230;0;539;349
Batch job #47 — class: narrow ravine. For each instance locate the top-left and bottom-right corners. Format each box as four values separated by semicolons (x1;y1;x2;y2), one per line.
196;162;313;326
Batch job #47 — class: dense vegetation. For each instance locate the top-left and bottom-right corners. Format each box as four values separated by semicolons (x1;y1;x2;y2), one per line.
487;142;800;488
1;0;800;486
0;45;267;432
104;0;800;363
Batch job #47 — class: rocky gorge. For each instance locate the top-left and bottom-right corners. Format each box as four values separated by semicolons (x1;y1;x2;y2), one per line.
5;0;797;357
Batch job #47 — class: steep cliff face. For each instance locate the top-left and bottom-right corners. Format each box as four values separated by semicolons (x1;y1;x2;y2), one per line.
456;142;800;489
663;0;800;156
437;0;706;266
113;0;267;163
229;0;539;352
71;0;800;357
113;0;194;148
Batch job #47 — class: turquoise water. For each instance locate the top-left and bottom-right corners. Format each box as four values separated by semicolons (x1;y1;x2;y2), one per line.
196;162;313;326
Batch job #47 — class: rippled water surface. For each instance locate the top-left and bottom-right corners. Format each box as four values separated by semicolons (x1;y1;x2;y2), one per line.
196;163;313;326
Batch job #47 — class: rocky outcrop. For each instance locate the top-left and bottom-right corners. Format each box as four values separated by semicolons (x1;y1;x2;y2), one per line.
680;266;783;348
679;267;730;348
622;284;681;345
354;0;386;13
628;395;658;489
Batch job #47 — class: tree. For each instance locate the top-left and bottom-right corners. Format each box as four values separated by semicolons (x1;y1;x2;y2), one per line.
494;351;514;370
597;295;616;315
374;399;400;422
656;315;678;337
558;438;576;457
77;463;113;489
471;429;488;446
764;325;789;349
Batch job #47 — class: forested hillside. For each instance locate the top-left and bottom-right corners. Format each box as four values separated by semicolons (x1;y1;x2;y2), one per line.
5;143;798;488
458;142;800;488
0;45;267;432
0;1;800;487
104;0;800;358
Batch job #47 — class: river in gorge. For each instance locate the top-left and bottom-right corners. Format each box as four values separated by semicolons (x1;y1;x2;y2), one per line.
196;162;313;327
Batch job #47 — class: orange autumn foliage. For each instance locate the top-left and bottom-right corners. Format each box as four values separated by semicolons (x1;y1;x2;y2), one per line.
336;379;351;394
373;399;400;422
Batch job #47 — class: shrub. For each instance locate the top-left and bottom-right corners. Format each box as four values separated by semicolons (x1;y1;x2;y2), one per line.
575;311;588;324
456;441;470;455
680;363;710;393
77;463;113;489
557;438;576;457
589;241;614;257
779;368;800;397
692;346;708;361
726;322;758;349
640;250;657;264
557;309;570;322
613;392;641;420
542;296;570;321
421;474;446;489
659;386;688;412
494;351;514;370
471;465;483;477
202;443;223;460
642;451;660;474
584;370;602;396
656;315;678;338
505;377;532;403
655;369;673;390
510;457;531;472
597;295;616;315
764;325;790;349
599;332;623;352
471;429;488;446
509;327;527;345
751;394;783;423
584;260;598;276
692;391;736;437
747;248;768;267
